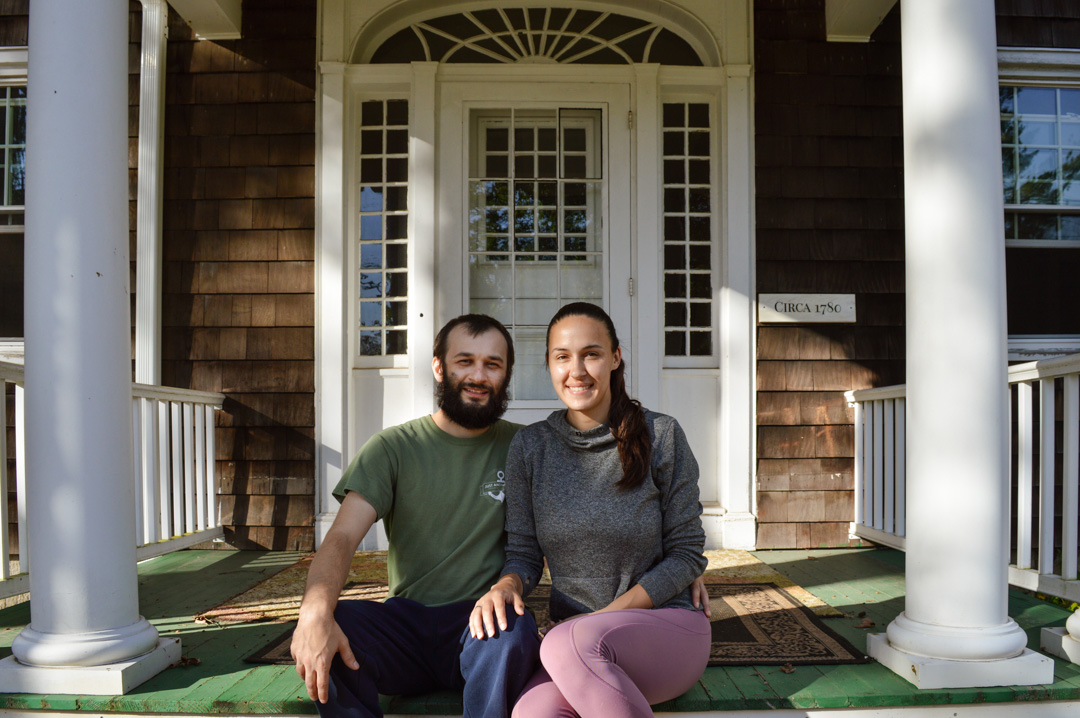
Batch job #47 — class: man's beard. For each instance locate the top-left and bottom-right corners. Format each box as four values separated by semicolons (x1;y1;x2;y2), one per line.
436;374;510;430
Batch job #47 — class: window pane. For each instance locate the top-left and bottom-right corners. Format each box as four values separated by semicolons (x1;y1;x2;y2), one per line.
1017;87;1056;115
1018;120;1055;145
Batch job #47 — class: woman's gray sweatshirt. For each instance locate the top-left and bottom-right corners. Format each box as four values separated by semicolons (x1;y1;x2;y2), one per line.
500;409;707;621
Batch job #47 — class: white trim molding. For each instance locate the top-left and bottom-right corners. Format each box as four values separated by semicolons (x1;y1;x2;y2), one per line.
0;47;26;84
134;0;168;385
1008;334;1080;361
168;0;242;40
314;62;349;547
825;0;898;43
999;47;1080;84
349;0;723;67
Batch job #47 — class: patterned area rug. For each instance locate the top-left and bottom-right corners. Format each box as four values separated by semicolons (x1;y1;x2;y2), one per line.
208;550;864;668
196;549;839;626
243;582;867;667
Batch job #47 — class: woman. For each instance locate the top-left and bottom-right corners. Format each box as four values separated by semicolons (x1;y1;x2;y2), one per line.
470;302;710;718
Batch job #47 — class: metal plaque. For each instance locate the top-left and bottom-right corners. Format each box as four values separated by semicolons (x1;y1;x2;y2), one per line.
758;294;856;323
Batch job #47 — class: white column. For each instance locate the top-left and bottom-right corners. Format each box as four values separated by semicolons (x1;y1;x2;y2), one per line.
633;63;661;413
866;0;1052;688
0;0;178;694
408;62;437;421
134;0;169;385
314;63;347;547
716;64;756;550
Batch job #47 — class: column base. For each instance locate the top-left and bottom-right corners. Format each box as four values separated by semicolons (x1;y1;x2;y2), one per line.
0;637;180;695
867;632;1054;689
1041;627;1080;664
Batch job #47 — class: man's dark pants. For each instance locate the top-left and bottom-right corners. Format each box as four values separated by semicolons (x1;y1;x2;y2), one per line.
318;597;541;718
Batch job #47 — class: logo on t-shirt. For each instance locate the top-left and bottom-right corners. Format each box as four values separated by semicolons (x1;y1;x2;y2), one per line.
480;469;506;504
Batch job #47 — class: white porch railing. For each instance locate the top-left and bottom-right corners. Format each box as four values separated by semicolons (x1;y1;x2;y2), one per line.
1;360;226;598
846;352;1080;603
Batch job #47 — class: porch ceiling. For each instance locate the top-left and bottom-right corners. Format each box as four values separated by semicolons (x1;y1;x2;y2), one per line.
826;0;898;42
167;0;241;40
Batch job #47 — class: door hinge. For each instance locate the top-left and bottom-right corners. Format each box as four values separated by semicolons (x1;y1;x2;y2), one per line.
628;110;633;129
628;277;635;296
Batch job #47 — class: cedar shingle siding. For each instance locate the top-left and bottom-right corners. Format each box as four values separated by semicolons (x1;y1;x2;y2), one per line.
5;1;1078;555
159;1;317;550
754;1;905;548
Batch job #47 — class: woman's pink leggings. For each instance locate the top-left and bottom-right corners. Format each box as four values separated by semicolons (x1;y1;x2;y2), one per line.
511;608;711;718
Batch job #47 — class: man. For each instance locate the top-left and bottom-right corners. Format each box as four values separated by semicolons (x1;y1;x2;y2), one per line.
291;314;540;718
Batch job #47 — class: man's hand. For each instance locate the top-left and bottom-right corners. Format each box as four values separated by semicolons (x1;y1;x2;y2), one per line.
690;575;712;618
469;574;524;639
291;492;377;703
291;608;359;703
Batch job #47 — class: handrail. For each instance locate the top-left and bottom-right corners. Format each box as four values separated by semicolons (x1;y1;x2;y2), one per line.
133;382;224;404
845;383;905;404
0;366;225;405
0;360;23;383
847;351;1080;602
1006;353;1080;383
847;353;1080;404
0;369;227;597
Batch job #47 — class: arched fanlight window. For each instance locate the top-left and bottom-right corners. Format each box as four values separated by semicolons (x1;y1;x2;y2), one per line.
370;8;703;66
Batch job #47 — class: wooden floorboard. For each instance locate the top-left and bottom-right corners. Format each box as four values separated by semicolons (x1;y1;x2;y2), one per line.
0;548;1074;714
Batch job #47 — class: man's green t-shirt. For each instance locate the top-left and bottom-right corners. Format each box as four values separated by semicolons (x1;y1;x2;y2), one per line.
333;415;521;607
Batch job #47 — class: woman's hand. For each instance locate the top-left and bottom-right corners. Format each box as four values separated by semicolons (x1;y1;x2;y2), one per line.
594;583;654;613
690;575;712;618
469;574;525;639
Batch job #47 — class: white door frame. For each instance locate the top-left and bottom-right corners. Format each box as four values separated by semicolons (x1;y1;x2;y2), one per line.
314;62;756;549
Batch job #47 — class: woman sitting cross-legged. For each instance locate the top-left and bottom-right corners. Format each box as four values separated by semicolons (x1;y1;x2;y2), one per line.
469;302;711;718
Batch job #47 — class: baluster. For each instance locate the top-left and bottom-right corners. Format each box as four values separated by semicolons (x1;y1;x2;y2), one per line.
183;402;195;535
1039;378;1057;577
194;404;206;532
895;397;907;537
1017;381;1034;570
205;405;217;530
884;398;895;535
132;398;143;547
0;381;10;580
873;400;884;530
863;398;874;525
853;399;864;527
14;384;26;574
1063;374;1079;581
170;400;183;538
141;397;160;545
157;398;171;541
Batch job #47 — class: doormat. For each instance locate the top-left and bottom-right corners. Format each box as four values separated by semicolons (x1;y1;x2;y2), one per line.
243;582;868;667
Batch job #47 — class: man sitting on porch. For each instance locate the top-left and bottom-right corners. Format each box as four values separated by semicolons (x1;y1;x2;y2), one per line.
291;314;541;718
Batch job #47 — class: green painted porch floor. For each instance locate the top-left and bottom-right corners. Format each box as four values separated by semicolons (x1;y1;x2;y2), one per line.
0;548;1076;713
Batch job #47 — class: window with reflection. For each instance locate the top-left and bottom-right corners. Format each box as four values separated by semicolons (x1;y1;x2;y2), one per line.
0;85;26;339
468;108;603;400
1001;85;1080;241
662;101;713;358
357;99;409;357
